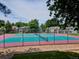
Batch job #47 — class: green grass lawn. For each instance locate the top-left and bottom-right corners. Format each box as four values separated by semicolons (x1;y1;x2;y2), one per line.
12;51;79;59
70;33;79;36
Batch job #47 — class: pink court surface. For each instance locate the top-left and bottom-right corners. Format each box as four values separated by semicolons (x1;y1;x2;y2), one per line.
0;34;79;48
0;34;16;40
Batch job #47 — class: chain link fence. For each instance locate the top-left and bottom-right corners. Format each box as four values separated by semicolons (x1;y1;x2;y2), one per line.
0;28;79;48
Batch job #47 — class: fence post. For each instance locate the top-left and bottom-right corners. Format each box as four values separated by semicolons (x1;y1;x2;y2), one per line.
67;31;69;44
39;33;40;45
3;30;5;48
54;31;55;44
22;31;24;46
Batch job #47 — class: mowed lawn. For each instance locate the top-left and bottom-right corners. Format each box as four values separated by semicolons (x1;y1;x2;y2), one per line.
12;51;79;59
70;33;79;36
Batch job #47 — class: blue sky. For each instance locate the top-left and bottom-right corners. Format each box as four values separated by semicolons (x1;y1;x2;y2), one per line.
0;0;51;24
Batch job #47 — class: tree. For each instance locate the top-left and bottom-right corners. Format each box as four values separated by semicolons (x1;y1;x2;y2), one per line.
0;2;11;16
40;24;46;32
23;23;28;26
46;0;79;29
0;20;5;27
5;20;12;33
15;22;25;27
12;23;15;26
29;19;39;32
45;18;59;27
0;2;11;33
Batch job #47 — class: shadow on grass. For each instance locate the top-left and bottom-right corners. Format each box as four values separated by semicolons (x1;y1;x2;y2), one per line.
12;51;79;59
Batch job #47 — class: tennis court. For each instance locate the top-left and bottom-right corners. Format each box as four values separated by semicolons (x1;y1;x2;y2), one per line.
0;33;79;48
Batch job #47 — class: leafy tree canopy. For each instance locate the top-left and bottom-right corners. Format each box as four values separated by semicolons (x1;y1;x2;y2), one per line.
15;22;27;27
5;20;12;33
0;2;11;16
46;0;79;28
45;18;59;27
40;24;46;32
29;19;39;32
0;20;5;27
